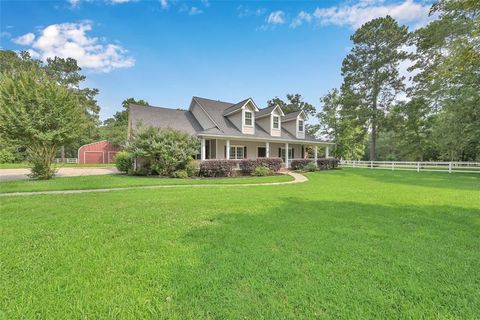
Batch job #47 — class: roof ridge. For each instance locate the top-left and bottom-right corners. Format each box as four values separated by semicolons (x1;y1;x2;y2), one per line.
129;103;187;112
192;96;236;105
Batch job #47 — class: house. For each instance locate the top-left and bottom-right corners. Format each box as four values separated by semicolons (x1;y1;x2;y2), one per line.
128;96;334;167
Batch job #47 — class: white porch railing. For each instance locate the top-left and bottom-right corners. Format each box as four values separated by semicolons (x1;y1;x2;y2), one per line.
340;160;480;173
54;158;78;163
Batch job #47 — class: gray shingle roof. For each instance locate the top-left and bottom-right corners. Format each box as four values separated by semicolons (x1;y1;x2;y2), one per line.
129;104;203;135
128;97;332;144
256;105;276;118
282;111;302;121
192;97;324;143
222;98;251;115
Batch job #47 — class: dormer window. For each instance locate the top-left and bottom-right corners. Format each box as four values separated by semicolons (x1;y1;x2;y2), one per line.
244;111;253;126
298;120;304;132
273;116;279;129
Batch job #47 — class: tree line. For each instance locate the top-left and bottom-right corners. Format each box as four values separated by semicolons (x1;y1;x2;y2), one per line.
318;0;479;161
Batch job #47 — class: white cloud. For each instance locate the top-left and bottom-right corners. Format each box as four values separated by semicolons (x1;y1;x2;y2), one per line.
13;32;35;45
188;6;202;15
12;21;134;72
237;5;266;18
267;11;285;25
290;11;312;28
68;0;81;8
1;31;12;39
67;0;133;8
160;0;168;9
313;0;431;29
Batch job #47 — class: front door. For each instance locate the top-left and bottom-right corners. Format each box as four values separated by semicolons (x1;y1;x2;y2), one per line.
257;147;266;158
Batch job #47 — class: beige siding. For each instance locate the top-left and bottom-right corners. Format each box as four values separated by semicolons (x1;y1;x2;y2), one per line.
296;113;306;139
242;103;256;135
243;125;255;135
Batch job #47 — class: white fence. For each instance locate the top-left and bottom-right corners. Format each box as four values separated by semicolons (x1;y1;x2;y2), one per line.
340;160;480;173
54;158;78;164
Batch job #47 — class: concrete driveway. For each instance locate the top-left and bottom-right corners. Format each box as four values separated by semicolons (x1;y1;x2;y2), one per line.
0;167;119;181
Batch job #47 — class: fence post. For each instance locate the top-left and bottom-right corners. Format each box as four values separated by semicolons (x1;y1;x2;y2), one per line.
417;162;420;172
370;161;373;168
392;162;394;170
449;162;452;173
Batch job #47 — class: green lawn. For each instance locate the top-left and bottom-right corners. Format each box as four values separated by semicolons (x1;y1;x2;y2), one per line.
0;162;115;169
1;169;479;319
0;174;293;193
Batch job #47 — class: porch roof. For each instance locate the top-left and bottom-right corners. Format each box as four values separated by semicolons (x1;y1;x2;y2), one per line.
197;130;334;145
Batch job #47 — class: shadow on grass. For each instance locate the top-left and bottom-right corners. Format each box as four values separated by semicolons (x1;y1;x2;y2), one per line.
340;168;480;191
164;198;480;319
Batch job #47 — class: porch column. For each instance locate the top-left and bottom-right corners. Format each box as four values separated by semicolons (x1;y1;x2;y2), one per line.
285;142;289;168
266;142;270;157
226;139;230;159
326;146;330;158
314;145;318;162
200;138;206;161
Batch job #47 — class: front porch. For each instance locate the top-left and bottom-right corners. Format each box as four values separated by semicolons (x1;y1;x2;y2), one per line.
199;137;332;168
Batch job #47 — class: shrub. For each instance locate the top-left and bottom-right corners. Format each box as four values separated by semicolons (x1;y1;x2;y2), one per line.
239;158;283;175
125;126;199;176
28;153;57;180
172;169;189;179
0;149;16;163
115;151;133;173
317;158;340;170
239;159;257;175
304;162;318;172
252;166;272;176
199;160;238;177
127;167;150;176
184;160;198;177
290;159;313;170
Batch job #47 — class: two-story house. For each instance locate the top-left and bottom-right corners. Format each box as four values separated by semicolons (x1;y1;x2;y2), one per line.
128;96;333;167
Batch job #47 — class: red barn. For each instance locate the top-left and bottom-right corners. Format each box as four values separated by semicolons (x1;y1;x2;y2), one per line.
78;141;121;164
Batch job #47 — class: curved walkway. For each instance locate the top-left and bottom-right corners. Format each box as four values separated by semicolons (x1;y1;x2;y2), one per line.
0;172;308;197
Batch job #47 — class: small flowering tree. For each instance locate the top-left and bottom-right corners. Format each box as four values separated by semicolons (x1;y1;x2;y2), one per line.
0;70;88;179
126;126;199;176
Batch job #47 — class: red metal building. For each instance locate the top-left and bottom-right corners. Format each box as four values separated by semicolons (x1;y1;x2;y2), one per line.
78;141;121;164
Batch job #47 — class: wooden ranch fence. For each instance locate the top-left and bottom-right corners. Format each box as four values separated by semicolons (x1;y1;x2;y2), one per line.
340;160;480;174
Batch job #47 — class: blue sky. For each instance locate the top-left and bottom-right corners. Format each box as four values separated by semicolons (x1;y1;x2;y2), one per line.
0;0;432;120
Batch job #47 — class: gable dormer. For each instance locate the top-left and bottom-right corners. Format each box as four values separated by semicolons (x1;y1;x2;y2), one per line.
223;98;259;135
256;105;285;137
282;110;306;139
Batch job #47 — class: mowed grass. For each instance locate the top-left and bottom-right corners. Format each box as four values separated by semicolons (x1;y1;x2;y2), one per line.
0;163;115;169
1;169;479;319
0;174;293;193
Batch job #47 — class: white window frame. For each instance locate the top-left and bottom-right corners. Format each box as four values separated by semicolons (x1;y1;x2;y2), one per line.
229;145;245;160
244;111;253;126
272;116;280;129
298;119;304;132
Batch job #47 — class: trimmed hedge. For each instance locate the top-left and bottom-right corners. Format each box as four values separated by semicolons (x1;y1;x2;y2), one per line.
291;158;340;171
239;158;283;175
199;160;239;177
317;158;340;170
290;159;314;170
